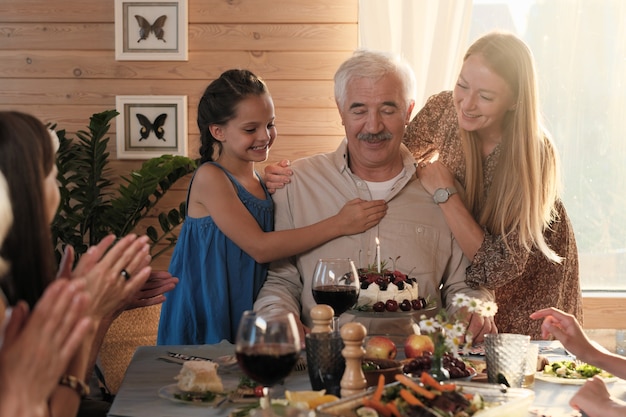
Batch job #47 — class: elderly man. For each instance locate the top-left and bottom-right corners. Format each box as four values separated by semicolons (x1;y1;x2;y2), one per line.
254;49;495;341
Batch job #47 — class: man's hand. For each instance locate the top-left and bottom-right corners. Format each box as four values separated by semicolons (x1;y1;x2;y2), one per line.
467;313;497;344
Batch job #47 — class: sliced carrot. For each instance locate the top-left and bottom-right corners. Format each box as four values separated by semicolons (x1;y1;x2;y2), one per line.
395;374;435;400
438;383;457;392
372;373;386;402
399;389;425;407
463;392;475;401
419;371;457;391
363;397;392;417
386;401;402;417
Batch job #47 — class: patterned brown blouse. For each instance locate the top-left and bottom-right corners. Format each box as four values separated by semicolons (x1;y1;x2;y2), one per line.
404;91;582;339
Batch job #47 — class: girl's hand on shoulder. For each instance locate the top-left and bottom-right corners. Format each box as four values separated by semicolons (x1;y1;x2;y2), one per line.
336;198;387;235
264;159;292;193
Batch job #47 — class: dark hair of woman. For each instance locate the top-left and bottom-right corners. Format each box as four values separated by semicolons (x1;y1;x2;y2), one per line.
0;111;57;308
197;69;269;163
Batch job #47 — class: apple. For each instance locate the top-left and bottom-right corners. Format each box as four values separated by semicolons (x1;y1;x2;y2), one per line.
403;334;435;358
365;336;397;359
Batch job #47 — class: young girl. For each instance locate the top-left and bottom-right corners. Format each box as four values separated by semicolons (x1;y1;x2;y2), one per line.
157;69;387;344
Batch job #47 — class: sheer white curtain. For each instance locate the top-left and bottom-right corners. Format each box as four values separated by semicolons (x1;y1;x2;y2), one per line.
358;0;473;108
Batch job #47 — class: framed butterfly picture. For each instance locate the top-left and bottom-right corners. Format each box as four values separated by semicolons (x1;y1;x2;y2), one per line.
115;95;188;159
115;0;188;61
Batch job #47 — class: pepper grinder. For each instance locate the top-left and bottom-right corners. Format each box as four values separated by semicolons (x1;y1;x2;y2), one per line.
310;304;334;334
305;305;345;396
340;322;367;397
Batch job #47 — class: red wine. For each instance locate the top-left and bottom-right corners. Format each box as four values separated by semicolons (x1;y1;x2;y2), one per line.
312;285;358;316
236;344;300;386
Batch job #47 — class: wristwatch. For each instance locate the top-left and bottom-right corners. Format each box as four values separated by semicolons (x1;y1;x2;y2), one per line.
433;187;457;204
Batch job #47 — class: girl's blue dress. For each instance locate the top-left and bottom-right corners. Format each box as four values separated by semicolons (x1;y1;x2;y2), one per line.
157;162;273;344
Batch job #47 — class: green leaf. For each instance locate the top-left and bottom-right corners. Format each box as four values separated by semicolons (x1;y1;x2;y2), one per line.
50;109;196;262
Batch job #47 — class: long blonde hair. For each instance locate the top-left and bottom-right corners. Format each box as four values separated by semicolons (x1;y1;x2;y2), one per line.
461;32;562;262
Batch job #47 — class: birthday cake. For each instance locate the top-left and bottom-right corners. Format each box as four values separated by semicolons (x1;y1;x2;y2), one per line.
356;264;425;312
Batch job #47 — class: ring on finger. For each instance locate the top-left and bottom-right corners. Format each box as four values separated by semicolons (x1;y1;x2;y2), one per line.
120;269;131;281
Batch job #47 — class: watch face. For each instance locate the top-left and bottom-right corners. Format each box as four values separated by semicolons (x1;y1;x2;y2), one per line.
434;188;448;203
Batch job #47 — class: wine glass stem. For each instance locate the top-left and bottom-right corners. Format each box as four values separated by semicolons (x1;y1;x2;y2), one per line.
332;316;339;333
260;386;270;409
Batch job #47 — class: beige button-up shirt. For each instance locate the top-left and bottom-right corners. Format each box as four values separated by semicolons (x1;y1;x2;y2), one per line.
254;139;493;330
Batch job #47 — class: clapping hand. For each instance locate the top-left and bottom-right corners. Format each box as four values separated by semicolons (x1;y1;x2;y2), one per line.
0;279;94;412
56;234;152;321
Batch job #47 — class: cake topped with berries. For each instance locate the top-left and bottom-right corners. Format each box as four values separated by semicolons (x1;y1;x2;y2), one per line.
355;260;426;313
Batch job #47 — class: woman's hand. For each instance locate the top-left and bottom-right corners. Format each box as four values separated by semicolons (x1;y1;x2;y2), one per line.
530;307;592;360
64;234;153;321
0;280;94;415
263;159;292;193
124;270;179;311
569;376;626;417
416;160;455;196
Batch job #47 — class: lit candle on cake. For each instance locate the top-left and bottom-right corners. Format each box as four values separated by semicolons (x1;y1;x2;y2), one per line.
376;237;381;273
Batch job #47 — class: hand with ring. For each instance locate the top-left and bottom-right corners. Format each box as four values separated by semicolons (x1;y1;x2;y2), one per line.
120;269;131;281
58;234;153;321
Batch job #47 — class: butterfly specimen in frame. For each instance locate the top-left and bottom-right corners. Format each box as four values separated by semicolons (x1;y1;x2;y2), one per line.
135;14;167;43
136;113;167;141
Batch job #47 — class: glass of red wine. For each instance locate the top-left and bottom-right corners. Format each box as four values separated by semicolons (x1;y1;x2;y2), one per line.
235;310;301;408
311;258;360;324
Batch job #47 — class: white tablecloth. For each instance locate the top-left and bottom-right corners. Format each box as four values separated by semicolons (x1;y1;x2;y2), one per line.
107;341;626;417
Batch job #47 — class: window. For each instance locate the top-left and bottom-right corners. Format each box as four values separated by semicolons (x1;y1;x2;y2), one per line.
470;0;626;291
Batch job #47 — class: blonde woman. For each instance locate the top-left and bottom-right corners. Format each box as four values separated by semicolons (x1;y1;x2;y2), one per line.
403;31;581;338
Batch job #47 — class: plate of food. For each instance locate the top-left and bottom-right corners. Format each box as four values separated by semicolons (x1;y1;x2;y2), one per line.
535;360;616;385
158;384;227;406
316;373;534;417
401;352;479;380
159;359;239;406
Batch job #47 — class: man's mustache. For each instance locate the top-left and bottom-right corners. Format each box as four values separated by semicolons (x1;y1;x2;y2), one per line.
357;132;393;142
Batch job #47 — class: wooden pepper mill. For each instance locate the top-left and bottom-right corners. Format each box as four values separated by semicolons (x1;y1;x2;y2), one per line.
310;304;334;334
306;304;344;396
339;322;367;397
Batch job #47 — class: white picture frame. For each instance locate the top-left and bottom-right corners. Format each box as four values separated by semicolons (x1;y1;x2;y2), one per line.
115;0;188;61
115;95;188;159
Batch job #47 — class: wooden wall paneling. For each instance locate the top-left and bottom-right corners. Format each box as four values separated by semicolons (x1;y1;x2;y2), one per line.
0;0;357;24
583;297;626;329
0;23;113;50
1;104;344;137
0;23;356;52
0;78;337;108
0;0;359;273
0;50;354;80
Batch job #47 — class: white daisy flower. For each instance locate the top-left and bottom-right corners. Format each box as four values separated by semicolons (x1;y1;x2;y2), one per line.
450;293;471;308
479;301;498;317
419;318;440;333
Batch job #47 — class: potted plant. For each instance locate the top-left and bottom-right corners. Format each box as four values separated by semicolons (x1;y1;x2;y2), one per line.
51;109;197;261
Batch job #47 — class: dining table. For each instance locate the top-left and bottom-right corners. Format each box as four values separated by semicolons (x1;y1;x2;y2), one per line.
107;340;626;417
